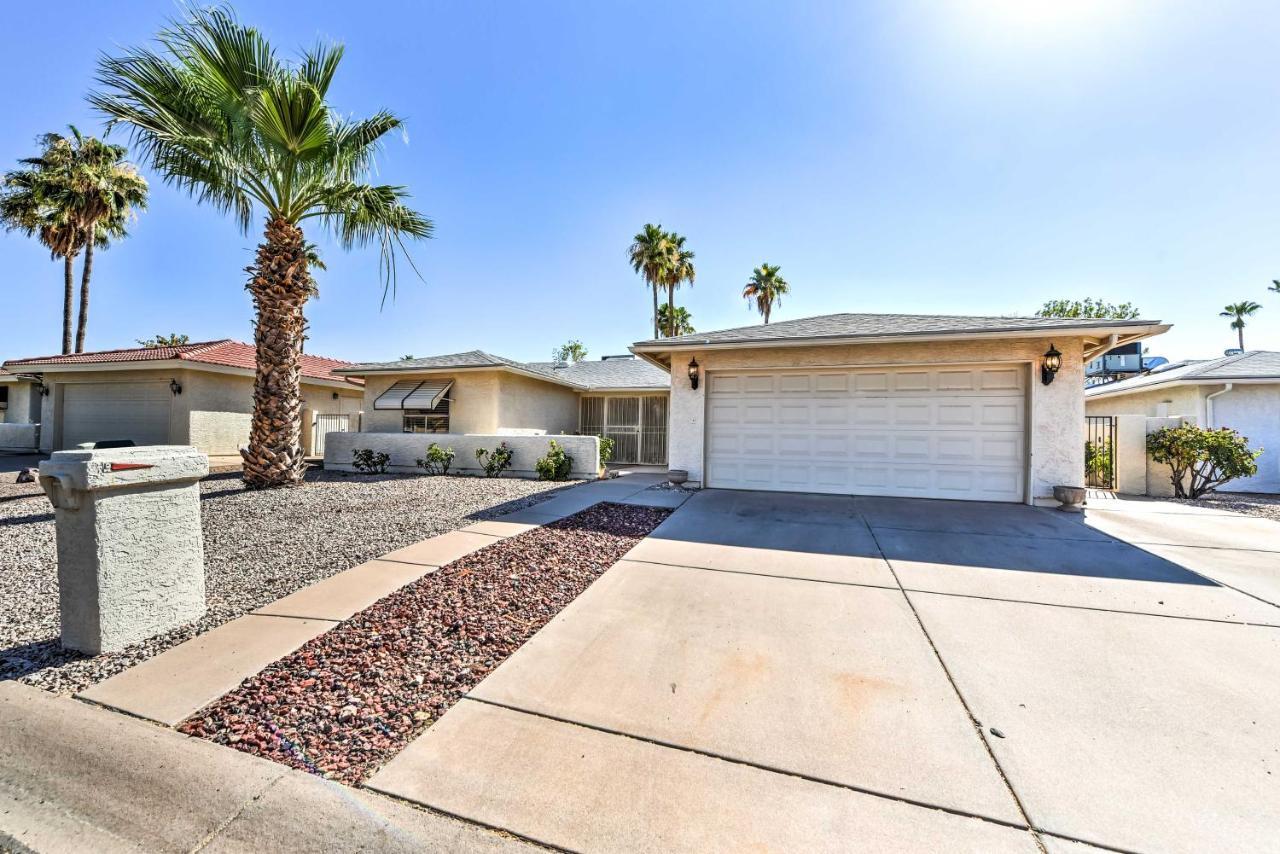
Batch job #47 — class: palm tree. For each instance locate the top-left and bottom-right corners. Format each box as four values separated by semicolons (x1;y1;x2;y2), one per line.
656;304;695;335
1220;301;1261;351
743;263;789;324
661;232;695;336
92;7;432;488
1270;280;1280;296
2;144;89;353
629;223;668;338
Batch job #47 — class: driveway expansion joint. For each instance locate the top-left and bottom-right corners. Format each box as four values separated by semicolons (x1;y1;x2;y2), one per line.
460;696;1038;835
619;556;901;590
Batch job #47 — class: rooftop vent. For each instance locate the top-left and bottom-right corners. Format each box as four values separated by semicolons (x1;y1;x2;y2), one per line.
600;354;636;361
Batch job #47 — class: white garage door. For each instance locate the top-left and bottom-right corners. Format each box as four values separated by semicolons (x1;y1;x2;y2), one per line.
62;382;173;449
706;364;1027;502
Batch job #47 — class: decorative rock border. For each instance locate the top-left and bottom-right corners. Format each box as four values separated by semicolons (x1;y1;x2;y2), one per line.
178;502;670;784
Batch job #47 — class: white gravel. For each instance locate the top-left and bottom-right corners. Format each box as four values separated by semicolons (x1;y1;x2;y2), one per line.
0;470;573;694
1176;491;1280;522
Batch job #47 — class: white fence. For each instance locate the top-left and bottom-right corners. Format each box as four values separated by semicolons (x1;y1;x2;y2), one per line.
323;432;600;479
312;414;352;457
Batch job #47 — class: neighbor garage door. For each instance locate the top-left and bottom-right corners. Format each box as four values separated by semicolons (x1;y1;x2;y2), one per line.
61;382;173;449
705;364;1027;502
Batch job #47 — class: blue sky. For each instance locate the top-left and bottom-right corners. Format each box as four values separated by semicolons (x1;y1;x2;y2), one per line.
3;0;1279;363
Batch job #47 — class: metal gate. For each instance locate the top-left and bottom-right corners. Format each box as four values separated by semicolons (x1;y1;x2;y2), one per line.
579;395;668;465
313;413;352;457
1084;415;1116;489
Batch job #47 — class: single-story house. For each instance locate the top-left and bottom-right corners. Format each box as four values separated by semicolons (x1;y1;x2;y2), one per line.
333;351;670;465
1086;350;1280;494
631;313;1169;504
1;340;363;456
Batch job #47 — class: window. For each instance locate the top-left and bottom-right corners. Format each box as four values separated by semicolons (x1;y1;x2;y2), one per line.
403;396;450;433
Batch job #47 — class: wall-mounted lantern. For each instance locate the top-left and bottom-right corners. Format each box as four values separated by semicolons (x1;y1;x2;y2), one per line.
1041;343;1062;386
169;378;183;396
687;357;700;390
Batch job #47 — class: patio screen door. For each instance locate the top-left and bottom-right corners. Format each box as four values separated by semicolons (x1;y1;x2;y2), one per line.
579;395;668;465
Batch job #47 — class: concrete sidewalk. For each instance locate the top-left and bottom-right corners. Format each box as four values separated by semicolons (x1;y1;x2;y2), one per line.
0;681;533;853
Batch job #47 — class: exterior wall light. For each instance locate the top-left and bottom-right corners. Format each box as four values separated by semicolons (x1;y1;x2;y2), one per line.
687;357;700;390
169;379;183;395
1041;343;1062;386
38;383;50;397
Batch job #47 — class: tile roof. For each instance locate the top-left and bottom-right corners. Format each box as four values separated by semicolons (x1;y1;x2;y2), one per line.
339;351;670;391
1087;351;1280;396
3;340;361;385
633;312;1162;348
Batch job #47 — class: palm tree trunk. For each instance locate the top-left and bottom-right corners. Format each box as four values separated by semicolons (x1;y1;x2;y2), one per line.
1238;325;1245;351
652;284;660;338
242;218;311;488
75;232;93;353
62;255;74;355
667;284;675;337
764;301;771;325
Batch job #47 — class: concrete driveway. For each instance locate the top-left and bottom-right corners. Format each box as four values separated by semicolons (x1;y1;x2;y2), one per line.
369;490;1280;853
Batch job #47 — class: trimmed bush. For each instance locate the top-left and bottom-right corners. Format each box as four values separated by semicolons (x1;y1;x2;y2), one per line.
475;443;514;477
415;442;455;475
1146;424;1260;499
352;448;390;474
535;440;574;481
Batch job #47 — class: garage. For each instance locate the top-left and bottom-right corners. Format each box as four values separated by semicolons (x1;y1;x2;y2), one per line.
705;364;1027;502
61;382;173;449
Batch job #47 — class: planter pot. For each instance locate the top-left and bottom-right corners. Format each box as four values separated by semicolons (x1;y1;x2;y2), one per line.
667;469;689;486
1052;485;1087;512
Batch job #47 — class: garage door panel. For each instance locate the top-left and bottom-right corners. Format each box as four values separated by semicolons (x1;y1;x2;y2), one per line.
62;382;172;449
706;365;1026;502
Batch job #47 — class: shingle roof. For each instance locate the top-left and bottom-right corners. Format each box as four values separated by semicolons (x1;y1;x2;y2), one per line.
339;351;670;391
633;312;1161;348
3;340;361;385
1087;351;1280;396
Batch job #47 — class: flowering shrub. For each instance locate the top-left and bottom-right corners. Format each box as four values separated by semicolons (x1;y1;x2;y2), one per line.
535;440;574;481
416;442;455;475
1146;424;1260;499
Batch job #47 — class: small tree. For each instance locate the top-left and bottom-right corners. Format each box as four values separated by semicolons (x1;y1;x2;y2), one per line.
1146;424;1260;499
1036;298;1140;319
137;333;190;348
554;340;588;363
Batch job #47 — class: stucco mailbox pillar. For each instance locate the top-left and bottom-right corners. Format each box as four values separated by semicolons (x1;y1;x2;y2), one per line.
39;446;209;654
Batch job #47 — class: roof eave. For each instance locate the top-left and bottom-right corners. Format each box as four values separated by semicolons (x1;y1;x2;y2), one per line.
2;357;358;388
335;362;586;389
1087;375;1280;398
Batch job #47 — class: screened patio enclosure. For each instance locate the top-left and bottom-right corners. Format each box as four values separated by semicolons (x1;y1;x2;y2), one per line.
579;395;669;465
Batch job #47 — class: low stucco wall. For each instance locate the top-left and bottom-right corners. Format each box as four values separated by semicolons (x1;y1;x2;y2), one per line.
665;336;1086;503
323;431;600;479
0;422;39;450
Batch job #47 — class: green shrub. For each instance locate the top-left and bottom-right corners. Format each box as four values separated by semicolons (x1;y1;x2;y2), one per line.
352;448;390;474
597;435;615;466
475;443;514;477
1146;424;1260;499
415;442;455;475
535;440;574;481
1085;438;1113;485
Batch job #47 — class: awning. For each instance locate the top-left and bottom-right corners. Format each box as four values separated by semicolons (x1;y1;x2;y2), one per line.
373;379;453;410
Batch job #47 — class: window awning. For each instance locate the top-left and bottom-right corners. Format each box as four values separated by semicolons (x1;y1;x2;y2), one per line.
373;379;453;410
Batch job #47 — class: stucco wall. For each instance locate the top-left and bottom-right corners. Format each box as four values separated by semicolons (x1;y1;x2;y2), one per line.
665;336;1087;503
0;423;38;450
1;382;40;425
324;430;600;478
1086;385;1203;419
1211;384;1280;493
497;372;579;434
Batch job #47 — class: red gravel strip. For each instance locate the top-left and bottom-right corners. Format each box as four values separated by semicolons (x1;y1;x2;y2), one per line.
177;502;669;784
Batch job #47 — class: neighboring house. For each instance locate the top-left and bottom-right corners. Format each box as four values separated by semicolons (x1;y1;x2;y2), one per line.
631;312;1169;504
1086;350;1280;494
334;351;671;465
2;340;363;456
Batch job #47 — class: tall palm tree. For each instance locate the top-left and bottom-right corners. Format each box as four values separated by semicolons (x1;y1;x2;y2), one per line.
743;263;789;324
628;223;668;338
92;7;432;488
661;232;695;336
2;144;89;353
656;303;695;335
1220;301;1261;351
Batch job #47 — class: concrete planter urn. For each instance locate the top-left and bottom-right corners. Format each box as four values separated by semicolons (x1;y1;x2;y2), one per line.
667;469;689;486
1052;485;1087;512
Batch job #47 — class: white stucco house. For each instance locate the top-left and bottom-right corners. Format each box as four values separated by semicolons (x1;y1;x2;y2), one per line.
333;351;671;466
1086;350;1280;494
631;313;1169;505
1;340;363;456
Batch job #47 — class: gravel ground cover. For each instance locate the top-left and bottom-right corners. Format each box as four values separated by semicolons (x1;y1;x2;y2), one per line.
178;502;670;784
0;470;569;694
1176;491;1280;522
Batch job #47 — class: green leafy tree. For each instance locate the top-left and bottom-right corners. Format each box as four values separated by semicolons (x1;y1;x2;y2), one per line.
1146;424;1260;499
629;223;668;339
1036;298;1140;319
2;129;147;354
1220;301;1261;351
93;7;432;487
553;340;588;363
661;232;695;336
137;333;190;348
656;304;695;335
743;263;790;324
